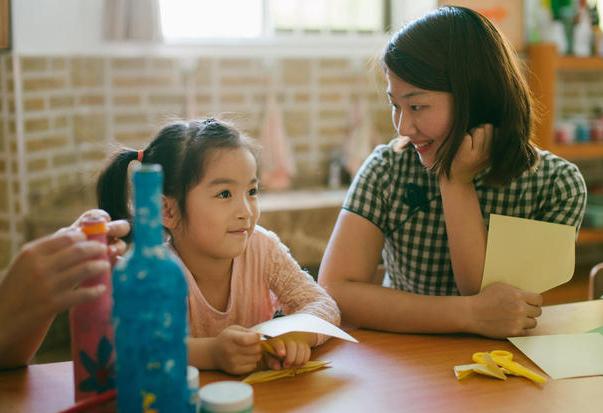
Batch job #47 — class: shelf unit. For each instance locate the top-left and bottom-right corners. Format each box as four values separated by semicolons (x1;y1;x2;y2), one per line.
527;43;603;160
527;43;603;244
577;228;603;245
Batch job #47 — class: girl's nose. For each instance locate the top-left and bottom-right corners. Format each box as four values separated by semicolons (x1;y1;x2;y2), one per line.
237;197;252;219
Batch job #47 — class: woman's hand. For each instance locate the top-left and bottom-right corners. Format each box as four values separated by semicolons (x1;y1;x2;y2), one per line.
209;325;262;375
448;124;493;185
59;209;130;264
467;282;543;338
262;332;316;370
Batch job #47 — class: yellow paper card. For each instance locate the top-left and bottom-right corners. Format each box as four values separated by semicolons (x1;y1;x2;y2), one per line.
242;360;331;384
509;333;603;379
252;313;358;343
481;214;575;293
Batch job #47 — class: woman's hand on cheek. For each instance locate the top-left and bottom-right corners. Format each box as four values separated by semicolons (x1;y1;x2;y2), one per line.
449;123;493;184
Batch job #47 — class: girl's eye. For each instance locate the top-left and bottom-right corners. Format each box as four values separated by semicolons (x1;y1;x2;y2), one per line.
410;105;423;112
249;187;258;196
217;190;231;199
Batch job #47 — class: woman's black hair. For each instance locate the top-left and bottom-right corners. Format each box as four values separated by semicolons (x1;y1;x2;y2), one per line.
382;6;537;185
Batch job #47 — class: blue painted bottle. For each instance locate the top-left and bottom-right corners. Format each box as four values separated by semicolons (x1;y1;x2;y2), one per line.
112;164;192;413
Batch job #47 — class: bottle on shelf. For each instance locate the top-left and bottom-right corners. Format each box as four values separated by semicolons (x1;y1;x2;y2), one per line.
69;216;115;402
573;3;593;56
112;164;192;412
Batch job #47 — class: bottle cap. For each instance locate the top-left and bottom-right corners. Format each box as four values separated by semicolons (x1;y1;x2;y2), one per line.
81;217;108;235
199;381;253;412
188;366;199;389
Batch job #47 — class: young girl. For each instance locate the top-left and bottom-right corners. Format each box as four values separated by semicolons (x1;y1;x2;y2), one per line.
97;118;340;374
319;6;587;339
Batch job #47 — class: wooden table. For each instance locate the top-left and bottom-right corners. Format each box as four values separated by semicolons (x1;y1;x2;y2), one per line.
2;300;603;413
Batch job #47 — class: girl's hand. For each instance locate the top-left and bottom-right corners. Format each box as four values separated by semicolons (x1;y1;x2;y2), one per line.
468;282;543;338
448;124;493;185
263;332;316;370
210;325;262;375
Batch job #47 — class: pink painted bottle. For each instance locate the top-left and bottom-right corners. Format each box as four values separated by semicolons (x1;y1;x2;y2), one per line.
68;217;115;402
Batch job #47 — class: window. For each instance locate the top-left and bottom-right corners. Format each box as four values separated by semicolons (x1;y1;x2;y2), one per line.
270;0;384;33
159;0;264;40
159;0;388;42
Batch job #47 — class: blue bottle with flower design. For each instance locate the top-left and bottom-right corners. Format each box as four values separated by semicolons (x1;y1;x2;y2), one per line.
112;164;192;413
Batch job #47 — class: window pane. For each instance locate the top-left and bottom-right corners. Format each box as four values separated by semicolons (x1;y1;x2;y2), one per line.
160;0;263;40
271;0;383;32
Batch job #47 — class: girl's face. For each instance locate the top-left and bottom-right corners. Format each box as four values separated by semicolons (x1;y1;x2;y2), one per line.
173;147;260;260
386;68;454;168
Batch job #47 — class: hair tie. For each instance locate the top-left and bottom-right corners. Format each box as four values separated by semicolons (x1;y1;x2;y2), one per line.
137;150;144;162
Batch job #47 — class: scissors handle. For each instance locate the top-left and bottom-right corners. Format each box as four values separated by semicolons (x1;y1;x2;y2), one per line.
496;358;547;384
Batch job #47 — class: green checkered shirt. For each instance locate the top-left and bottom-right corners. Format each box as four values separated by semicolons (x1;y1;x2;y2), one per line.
343;139;587;296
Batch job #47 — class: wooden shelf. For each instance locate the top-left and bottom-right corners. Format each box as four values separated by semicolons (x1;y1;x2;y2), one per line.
528;44;603;160
557;55;603;71
577;228;603;245
546;142;603;159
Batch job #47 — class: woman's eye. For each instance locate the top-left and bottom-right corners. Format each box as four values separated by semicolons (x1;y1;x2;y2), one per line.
410;105;423;111
249;187;258;196
217;190;231;199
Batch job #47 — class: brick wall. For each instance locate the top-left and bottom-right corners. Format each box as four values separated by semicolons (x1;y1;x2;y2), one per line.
4;52;601;269
0;53;392;267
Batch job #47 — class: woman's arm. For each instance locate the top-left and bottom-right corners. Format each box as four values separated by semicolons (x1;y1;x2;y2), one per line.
439;178;486;295
319;211;471;333
0;211;129;369
318;210;542;338
439;125;492;295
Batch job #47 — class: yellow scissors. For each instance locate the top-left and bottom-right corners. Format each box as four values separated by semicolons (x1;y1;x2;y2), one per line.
472;350;547;384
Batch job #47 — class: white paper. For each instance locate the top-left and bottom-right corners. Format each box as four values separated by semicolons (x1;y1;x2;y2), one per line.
252;313;358;343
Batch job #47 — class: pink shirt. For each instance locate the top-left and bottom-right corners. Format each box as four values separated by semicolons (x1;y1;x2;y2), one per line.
174;226;340;345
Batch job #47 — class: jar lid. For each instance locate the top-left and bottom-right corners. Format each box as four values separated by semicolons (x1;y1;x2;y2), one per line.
80;217;108;235
199;381;253;412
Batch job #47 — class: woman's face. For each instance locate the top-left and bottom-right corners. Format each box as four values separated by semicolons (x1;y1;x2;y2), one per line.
386;68;454;168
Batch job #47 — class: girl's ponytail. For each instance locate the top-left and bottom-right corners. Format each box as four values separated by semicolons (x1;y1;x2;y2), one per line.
96;149;138;226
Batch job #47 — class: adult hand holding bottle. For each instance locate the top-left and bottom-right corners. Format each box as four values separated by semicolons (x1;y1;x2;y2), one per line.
0;210;130;369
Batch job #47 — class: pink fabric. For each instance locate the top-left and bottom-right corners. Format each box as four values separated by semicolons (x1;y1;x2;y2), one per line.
174;226;340;346
258;94;296;190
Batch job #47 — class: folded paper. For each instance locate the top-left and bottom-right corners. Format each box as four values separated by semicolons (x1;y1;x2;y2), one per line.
454;350;546;384
242;360;331;384
481;214;575;293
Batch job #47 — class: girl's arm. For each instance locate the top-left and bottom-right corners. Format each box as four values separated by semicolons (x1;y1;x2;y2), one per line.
318;210;542;338
266;232;340;344
439;125;492;295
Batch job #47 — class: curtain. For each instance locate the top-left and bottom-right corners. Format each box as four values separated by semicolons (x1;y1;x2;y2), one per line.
104;0;162;41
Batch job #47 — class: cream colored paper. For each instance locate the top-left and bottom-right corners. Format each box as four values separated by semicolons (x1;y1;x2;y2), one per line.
252;313;358;343
481;214;575;293
508;333;603;379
